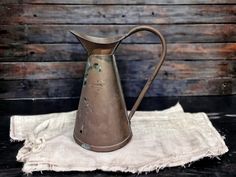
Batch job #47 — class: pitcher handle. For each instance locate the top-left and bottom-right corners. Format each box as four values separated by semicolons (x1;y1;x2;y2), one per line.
122;26;167;120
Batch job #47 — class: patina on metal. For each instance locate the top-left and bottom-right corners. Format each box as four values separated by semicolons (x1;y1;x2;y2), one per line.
71;26;167;152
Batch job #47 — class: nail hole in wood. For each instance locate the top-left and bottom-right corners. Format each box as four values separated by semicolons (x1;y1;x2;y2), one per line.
164;71;168;76
0;30;7;34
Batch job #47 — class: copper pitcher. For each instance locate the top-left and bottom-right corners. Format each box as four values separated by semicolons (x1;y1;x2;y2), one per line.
71;26;166;152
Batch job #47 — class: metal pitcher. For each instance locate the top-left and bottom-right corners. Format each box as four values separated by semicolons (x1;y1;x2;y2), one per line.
71;26;166;152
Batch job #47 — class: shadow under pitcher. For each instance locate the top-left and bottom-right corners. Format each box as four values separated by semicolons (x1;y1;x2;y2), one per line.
71;26;167;152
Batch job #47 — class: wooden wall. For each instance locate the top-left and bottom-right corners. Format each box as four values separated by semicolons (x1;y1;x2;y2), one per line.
0;0;236;113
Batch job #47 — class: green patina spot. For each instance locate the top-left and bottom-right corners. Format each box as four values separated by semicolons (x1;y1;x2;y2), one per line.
83;79;87;86
83;62;92;86
81;143;91;150
83;61;102;86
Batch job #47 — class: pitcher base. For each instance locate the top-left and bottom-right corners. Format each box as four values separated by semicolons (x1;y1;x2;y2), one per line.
73;133;132;152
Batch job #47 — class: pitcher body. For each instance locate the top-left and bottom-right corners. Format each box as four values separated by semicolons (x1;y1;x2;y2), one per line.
74;54;132;152
71;26;167;152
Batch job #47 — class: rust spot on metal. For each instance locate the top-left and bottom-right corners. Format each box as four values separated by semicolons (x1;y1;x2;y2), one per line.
83;97;93;113
83;97;89;106
95;80;104;87
93;63;102;72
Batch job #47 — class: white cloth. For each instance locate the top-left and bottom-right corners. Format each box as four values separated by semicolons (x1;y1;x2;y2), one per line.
10;103;228;174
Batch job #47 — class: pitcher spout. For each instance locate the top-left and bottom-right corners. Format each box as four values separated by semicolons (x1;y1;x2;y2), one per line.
70;31;123;55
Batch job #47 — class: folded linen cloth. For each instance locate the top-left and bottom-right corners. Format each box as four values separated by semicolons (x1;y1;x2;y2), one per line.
10;103;228;174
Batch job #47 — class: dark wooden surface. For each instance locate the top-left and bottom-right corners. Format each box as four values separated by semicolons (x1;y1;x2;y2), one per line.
0;96;236;177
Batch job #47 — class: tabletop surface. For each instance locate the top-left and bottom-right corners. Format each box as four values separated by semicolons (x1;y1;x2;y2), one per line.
0;96;236;177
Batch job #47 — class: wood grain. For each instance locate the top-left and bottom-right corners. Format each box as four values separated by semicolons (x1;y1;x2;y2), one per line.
1;5;236;24
0;1;235;100
0;60;235;80
1;24;236;44
0;62;85;80
1;43;235;61
1;0;236;5
0;78;234;99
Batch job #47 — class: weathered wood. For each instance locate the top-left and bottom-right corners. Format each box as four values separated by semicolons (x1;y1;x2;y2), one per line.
0;1;235;102
0;62;85;80
1;0;236;5
1;5;236;24
123;78;236;97
0;60;235;80
0;78;234;99
1;43;235;61
1;24;236;44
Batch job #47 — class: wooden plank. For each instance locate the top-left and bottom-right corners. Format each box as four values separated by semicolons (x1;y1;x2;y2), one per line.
0;62;85;80
1;5;236;24
123;78;236;97
0;25;26;44
0;60;235;80
1;43;235;61
0;78;235;99
1;0;236;5
1;24;236;44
